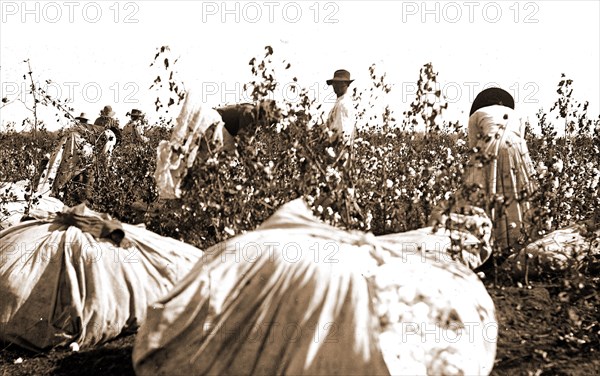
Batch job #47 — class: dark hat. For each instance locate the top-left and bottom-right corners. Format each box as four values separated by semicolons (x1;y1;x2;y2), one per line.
100;105;115;117
326;69;354;85
75;112;89;123
130;109;144;117
470;87;515;116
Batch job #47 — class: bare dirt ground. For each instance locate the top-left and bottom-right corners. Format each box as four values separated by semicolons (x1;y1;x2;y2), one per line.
1;281;598;376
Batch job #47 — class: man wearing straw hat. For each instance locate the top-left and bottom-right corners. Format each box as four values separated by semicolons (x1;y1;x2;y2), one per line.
74;112;103;133
93;105;122;145
75;112;89;125
315;70;361;216
325;69;356;145
94;105;120;129
124;108;149;143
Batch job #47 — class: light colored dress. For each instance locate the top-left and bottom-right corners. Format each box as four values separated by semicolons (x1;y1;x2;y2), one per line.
464;105;537;251
154;90;225;199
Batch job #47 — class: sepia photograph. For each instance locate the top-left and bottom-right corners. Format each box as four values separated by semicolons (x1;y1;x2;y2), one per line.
1;1;599;375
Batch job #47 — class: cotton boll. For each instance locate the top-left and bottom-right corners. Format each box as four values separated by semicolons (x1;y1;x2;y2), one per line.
397;284;417;304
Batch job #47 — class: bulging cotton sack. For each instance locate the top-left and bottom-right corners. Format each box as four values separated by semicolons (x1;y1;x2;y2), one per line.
133;199;497;375
0;204;202;350
507;220;600;278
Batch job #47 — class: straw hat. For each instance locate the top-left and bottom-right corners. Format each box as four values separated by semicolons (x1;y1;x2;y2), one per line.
100;105;115;117
326;69;354;85
75;113;89;123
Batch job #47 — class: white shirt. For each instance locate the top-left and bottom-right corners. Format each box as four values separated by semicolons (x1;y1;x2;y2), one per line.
326;93;356;144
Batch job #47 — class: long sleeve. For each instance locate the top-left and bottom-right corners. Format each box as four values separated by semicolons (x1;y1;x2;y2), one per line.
327;95;356;144
467;112;482;148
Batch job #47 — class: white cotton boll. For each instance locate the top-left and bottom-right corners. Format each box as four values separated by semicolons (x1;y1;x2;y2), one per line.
553;177;560;189
552;159;564;173
413;282;439;304
589;172;599;189
397;285;416;304
564;188;574;198
82;144;94;157
412;302;431;322
374;301;389;319
373;288;393;306
365;211;373;228
446;147;454;161
373;294;388;318
386;300;403;323
326;147;336;158
69;342;80;352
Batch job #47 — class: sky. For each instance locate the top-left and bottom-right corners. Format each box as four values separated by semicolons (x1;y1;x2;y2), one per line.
1;0;599;132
